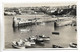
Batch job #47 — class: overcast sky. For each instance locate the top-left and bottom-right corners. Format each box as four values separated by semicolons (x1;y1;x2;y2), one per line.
4;2;76;7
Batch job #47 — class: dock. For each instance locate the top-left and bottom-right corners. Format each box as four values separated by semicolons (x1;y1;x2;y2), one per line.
13;16;57;27
13;16;76;27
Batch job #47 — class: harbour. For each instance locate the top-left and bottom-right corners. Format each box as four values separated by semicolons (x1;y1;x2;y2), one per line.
4;4;77;49
4;15;77;49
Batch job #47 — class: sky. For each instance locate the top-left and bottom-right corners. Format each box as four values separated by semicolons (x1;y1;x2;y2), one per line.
4;2;76;7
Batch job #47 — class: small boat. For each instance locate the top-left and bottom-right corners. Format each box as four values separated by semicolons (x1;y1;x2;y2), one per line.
39;35;50;41
12;41;25;49
29;40;36;45
12;45;25;49
12;41;18;48
24;40;35;48
24;41;32;48
29;36;37;40
24;37;36;45
52;32;59;35
52;45;63;48
39;35;50;38
43;38;50;41
35;37;44;42
69;43;77;48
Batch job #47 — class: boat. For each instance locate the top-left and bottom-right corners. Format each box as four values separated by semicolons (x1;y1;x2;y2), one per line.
42;38;50;41
29;40;36;45
69;43;77;48
36;38;44;42
39;35;50;41
24;41;32;48
52;32;59;35
52;45;63;48
12;41;25;49
24;40;35;48
39;35;50;38
29;36;37;40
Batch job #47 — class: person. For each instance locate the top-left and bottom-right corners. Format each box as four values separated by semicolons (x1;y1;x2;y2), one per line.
17;39;24;46
54;21;57;27
12;41;17;46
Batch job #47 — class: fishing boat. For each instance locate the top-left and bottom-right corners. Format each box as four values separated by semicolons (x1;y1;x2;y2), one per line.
12;41;25;49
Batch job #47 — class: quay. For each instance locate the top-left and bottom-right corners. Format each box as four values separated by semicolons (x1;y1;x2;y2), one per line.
13;16;76;27
13;16;57;27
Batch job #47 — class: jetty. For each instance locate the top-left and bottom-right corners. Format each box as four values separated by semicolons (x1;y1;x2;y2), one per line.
12;16;57;27
12;16;76;27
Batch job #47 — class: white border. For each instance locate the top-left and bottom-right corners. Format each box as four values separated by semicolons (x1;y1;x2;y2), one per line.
0;0;80;52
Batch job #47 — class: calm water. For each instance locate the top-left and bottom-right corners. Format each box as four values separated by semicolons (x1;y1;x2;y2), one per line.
4;15;77;49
